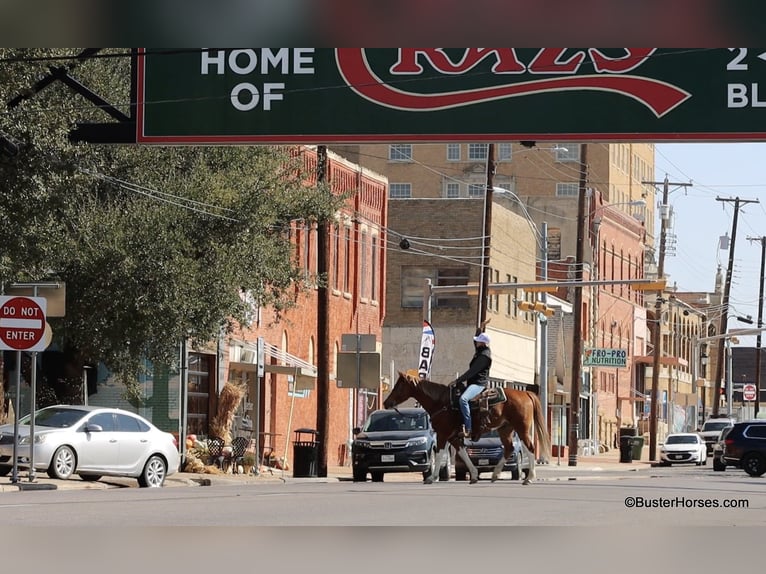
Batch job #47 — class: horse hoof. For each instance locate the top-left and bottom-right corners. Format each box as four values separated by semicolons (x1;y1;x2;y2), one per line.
491;476;498;483
469;477;478;484
424;477;434;485
522;478;531;485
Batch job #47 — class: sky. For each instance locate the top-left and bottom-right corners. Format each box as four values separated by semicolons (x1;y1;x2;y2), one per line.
654;143;766;347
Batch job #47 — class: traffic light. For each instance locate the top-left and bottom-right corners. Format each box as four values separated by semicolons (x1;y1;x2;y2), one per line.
517;301;555;317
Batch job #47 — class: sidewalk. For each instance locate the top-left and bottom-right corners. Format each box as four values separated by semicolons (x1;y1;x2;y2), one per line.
0;450;654;492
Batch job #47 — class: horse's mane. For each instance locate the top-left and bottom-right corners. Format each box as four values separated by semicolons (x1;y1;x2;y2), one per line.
409;376;450;404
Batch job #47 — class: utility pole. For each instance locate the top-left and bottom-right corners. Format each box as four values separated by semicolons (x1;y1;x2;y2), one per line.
713;197;759;416
569;143;587;467
315;145;330;477
479;144;495;329
747;235;766;418
540;221;549;451
644;176;692;461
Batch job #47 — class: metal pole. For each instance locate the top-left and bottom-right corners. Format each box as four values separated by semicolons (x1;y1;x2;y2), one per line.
423;278;432;324
726;338;733;417
10;351;21;484
569;143;588;466
180;339;188;468
27;284;40;482
540;222;549;451
478;144;495;329
752;236;765;418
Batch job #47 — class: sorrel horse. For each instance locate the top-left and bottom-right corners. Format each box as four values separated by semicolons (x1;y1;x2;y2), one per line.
383;371;551;485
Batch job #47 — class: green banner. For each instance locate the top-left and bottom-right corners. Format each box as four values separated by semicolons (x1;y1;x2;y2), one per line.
583;348;628;368
137;48;766;143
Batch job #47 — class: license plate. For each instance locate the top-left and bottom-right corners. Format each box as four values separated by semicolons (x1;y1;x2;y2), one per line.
478;458;490;466
381;454;395;463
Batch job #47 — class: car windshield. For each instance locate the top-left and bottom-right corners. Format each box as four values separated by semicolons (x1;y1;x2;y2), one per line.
18;407;89;428
666;435;698;444
703;421;731;432
363;411;428;432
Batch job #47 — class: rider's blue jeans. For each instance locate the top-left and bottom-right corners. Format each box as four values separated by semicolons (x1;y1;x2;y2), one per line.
459;384;485;431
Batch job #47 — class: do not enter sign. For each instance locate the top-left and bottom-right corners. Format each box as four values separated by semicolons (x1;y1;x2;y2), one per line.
0;296;48;352
743;383;758;402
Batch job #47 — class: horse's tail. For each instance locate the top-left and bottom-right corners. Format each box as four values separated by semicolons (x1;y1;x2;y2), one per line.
527;391;551;462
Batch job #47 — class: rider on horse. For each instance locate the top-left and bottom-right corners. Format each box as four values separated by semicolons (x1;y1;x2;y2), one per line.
451;331;492;438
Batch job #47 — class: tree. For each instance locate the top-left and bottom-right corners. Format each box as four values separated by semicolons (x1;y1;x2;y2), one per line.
0;49;344;415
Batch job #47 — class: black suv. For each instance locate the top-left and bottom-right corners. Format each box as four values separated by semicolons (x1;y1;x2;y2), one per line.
454;429;528;481
351;408;449;483
722;420;766;477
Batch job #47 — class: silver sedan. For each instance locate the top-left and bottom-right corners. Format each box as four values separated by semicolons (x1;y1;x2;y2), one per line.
0;405;180;487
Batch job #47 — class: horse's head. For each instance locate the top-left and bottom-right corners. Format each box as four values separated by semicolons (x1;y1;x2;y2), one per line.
383;371;418;409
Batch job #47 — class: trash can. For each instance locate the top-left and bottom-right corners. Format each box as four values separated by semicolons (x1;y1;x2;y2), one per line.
292;428;319;477
631;436;645;461
619;435;634;463
619;426;637;438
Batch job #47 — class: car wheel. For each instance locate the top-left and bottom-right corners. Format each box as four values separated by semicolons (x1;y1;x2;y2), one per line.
742;452;766;477
79;474;102;482
371;472;384;482
713;456;726;471
0;465;11;477
352;467;367;482
47;445;76;480
454;470;467;481
137;455;167;487
511;465;520;481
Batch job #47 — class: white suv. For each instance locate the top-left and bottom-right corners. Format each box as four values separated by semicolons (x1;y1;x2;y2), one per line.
699;417;737;455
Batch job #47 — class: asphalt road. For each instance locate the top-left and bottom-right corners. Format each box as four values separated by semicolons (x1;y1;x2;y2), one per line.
0;465;762;527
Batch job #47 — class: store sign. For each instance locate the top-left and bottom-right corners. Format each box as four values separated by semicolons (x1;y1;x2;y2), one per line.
583;348;628;368
138;48;766;143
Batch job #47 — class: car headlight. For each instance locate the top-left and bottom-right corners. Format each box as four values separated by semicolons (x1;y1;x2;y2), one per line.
19;434;47;445
354;440;370;448
407;436;428;447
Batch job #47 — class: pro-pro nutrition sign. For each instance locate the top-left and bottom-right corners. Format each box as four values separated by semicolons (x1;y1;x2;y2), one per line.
136;48;766;144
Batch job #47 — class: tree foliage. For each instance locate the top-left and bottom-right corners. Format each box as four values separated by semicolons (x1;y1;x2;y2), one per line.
0;49;343;406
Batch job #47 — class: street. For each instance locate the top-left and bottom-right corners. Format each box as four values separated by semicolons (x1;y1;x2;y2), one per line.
0;465;763;527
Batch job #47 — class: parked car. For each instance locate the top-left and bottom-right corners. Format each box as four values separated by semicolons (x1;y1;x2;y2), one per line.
712;424;734;471
699;416;737;455
722;420;766;477
659;433;707;466
454;428;528;481
0;405;180;487
351;408;450;482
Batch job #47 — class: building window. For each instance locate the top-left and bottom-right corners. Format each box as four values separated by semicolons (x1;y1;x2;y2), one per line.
555;144;580;162
497;143;512;161
344;226;352;293
401;266;469;309
360;231;368;299
332;223;340;290
468;184;485;197
445;182;460;198
371;235;379;301
556;183;578;197
447;144;461;161
187;353;214;437
389;144;413;161
390;183;412;198
468;143;489;161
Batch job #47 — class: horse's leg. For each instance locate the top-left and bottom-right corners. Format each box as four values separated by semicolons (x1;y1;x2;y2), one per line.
491;433;514;482
456;446;479;484
433;447;450;482
517;432;536;484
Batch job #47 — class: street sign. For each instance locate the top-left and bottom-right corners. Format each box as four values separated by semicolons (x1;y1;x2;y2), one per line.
583;348;628;368
743;383;758;402
0;296;48;351
139;48;766;144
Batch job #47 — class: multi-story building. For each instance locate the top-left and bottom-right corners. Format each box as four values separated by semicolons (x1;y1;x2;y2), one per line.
333;141;655;457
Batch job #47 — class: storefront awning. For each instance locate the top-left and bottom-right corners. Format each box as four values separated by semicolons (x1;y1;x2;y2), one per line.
229;339;318;389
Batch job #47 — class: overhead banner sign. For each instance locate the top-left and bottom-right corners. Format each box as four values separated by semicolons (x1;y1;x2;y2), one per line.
583;348;628;368
137;48;766;143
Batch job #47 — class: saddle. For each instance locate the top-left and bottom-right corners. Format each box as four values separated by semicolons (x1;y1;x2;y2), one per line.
450;385;507;435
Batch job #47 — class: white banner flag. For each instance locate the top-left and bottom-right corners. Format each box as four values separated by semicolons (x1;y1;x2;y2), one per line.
418;320;436;379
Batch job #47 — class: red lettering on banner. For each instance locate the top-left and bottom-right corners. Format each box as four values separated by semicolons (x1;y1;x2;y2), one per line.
527;49;585;74
589;48;656;73
391;48;525;75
